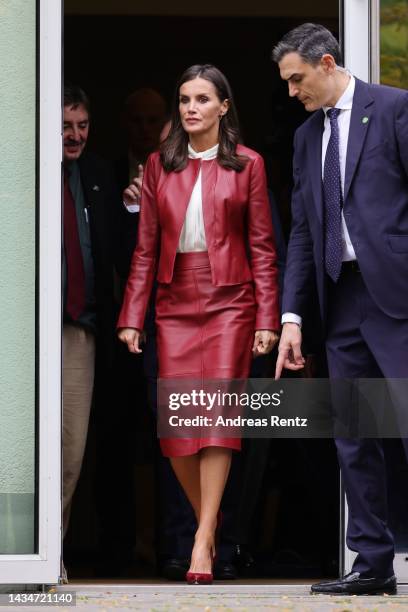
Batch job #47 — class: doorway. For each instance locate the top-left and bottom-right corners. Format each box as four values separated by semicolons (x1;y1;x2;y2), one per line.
63;0;340;582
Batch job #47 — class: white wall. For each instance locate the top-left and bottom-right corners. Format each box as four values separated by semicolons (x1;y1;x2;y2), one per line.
0;0;36;553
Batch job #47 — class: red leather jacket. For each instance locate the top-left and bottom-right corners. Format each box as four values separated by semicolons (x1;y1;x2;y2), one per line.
118;144;280;331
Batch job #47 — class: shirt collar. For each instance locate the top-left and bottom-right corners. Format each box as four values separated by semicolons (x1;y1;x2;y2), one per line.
188;143;219;160
323;73;355;115
65;160;79;182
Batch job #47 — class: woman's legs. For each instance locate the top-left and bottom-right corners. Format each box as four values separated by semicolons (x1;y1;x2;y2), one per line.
170;447;232;574
170;454;201;520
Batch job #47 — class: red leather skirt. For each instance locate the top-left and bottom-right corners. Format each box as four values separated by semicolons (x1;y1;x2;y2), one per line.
156;252;256;457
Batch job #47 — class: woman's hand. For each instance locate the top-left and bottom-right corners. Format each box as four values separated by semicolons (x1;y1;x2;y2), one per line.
252;330;279;357
118;327;143;354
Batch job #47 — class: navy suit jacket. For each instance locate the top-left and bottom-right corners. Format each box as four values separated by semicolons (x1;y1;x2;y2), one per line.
282;78;408;322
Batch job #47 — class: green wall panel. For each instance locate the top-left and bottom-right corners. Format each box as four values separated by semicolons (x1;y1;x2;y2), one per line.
0;0;36;554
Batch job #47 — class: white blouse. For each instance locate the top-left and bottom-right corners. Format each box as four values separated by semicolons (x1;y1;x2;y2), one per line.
177;143;218;253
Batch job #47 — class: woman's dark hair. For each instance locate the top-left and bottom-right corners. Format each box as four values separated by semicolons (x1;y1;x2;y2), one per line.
160;64;248;173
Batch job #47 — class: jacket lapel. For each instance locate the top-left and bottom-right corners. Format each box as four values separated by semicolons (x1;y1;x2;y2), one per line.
344;78;374;202
308;110;325;223
201;159;217;241
164;158;201;241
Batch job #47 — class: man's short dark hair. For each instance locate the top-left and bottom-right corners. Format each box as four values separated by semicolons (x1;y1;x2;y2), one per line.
64;83;90;113
272;23;343;67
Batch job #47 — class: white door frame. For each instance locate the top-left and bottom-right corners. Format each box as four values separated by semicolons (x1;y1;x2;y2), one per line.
0;0;62;585
343;0;380;83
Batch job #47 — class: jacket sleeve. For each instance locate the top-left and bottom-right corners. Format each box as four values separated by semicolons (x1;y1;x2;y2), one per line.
281;131;315;318
117;154;160;330
247;155;280;331
396;89;408;179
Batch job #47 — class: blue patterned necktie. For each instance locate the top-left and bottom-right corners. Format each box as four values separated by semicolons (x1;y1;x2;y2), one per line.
324;107;343;282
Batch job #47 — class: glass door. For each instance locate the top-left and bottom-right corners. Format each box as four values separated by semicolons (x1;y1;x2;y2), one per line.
0;0;62;584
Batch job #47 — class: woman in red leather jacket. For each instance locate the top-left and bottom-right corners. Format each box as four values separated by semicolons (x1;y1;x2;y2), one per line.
118;64;280;583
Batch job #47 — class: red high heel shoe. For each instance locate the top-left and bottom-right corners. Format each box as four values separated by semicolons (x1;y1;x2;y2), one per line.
186;549;214;585
186;569;213;585
186;524;221;584
186;512;222;585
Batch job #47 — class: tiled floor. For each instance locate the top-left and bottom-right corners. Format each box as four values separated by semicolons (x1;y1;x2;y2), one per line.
53;581;408;610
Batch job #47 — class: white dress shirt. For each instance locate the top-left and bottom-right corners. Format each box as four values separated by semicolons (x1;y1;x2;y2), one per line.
282;74;357;326
322;75;356;261
177;143;218;253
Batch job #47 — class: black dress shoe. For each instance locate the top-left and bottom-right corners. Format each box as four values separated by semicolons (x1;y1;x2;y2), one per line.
161;558;190;581
311;572;397;595
213;561;237;580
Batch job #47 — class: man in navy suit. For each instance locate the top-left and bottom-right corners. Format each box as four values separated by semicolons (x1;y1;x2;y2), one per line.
273;23;408;595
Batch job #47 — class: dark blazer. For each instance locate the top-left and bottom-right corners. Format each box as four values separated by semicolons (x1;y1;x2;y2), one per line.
282;78;408;322
77;152;121;364
118;144;280;332
114;156;141;280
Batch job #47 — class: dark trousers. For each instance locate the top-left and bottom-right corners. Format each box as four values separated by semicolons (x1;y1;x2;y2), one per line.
326;267;408;578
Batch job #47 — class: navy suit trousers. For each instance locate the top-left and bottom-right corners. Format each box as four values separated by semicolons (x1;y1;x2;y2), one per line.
326;267;408;578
